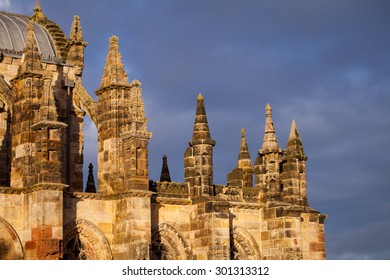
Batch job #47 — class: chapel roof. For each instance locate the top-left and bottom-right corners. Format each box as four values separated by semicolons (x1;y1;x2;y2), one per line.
0;11;57;58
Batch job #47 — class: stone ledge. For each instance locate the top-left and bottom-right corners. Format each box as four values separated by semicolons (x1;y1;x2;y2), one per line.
229;201;262;210
0;183;68;195
155;197;192;205
66;189;153;200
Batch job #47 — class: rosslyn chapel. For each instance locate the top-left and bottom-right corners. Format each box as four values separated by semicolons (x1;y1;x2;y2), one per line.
0;2;326;260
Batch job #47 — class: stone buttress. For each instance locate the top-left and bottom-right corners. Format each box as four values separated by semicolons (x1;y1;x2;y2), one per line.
8;19;67;259
94;36;152;259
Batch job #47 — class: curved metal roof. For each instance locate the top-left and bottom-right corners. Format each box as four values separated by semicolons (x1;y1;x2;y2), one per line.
0;12;56;58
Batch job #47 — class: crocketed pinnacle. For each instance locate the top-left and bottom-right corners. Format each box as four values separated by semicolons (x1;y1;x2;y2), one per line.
261;103;280;151
159;155;172;182
18;21;42;75
32;71;67;130
31;1;47;21
286;119;305;157
85;163;97;193
99;36;129;89
69;15;86;45
190;93;215;146
237;128;253;172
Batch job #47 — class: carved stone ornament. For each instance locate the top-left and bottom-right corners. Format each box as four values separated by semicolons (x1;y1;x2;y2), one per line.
151;223;192;260
231;226;261;260
63;219;112;260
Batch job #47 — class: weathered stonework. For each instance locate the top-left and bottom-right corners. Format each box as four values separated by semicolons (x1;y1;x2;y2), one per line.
0;3;326;260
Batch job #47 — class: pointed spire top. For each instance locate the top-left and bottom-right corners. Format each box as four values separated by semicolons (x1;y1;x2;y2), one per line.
69;15;86;44
237;128;253;171
159;155;172;182
18;21;42;75
24;21;38;53
32;1;47;21
190;94;215;146
286;119;305;157
265;103;272;113
85;163;97;193
289;119;298;139
98;35;129;89
110;35;119;45
261;103;280;152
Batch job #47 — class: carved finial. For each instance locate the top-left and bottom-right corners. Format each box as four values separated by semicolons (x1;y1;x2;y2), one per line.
265;103;272;113
98;35;129;89
160;155;172;182
18;21;42;75
85;163;97;193
286;119;305;158
289;119;297;140
69;15;86;44
130;79;142;87
110;35;119;45
25;21;38;53
237;128;253;171
191;93;215;146
32;1;47;21
261;103;280;151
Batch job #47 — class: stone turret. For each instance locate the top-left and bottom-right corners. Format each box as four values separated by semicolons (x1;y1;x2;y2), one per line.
281;119;308;205
254;103;284;203
227;128;253;188
184;94;216;195
96;36;151;192
10;21;43;188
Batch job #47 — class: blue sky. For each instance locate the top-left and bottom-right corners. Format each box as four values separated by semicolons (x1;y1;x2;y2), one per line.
2;0;390;259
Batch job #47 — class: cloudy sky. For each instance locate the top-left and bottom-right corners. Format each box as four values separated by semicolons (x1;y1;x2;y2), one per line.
2;0;389;260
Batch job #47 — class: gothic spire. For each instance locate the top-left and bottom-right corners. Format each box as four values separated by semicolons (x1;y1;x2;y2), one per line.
31;1;47;21
99;36;129;89
237;128;253;172
190;93;215;146
69;15;86;45
18;21;42;75
286;119;305;158
159;155;172;182
85;163;97;193
261;103;280;152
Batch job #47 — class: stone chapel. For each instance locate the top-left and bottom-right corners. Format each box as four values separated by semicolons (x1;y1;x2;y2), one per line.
0;2;326;260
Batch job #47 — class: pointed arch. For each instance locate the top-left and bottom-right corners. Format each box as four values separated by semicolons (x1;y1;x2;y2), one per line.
151;223;192;260
63;219;112;260
231;226;261;260
0;217;24;260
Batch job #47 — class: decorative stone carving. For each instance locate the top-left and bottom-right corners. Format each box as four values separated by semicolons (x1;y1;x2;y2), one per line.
231;226;261;260
151;223;192;260
63;219;112;260
0;217;24;260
